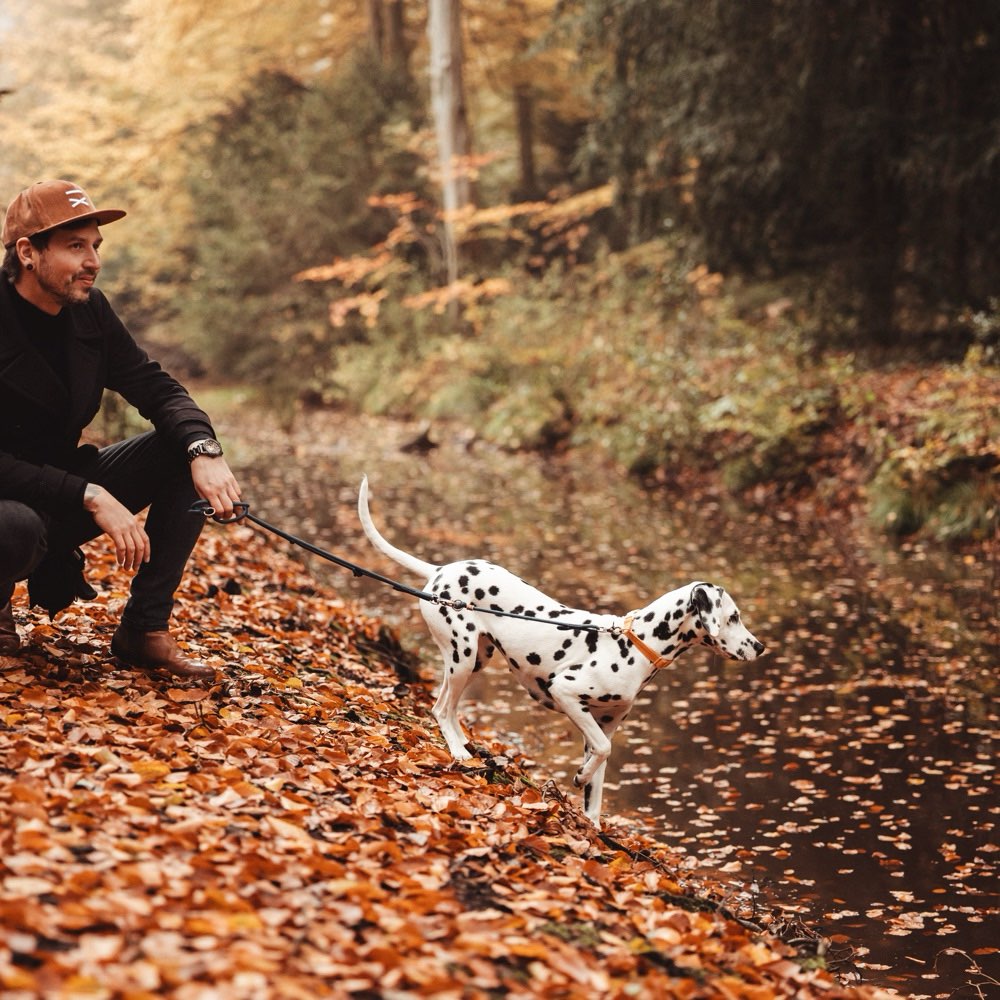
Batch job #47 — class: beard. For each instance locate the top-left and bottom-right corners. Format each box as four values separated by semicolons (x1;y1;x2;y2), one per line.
34;261;96;308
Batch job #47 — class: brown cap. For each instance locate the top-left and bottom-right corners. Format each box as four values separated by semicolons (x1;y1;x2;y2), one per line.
2;179;126;248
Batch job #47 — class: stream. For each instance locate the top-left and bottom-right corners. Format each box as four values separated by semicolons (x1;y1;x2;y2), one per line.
218;407;998;996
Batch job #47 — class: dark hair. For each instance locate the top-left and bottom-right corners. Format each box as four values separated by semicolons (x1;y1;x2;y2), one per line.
1;245;19;283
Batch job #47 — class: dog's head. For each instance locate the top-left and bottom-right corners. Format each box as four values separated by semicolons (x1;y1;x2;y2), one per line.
688;582;765;661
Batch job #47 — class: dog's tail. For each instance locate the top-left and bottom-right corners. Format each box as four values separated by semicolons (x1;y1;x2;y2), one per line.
358;476;438;579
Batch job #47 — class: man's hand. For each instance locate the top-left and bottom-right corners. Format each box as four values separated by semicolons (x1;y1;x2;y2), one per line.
83;484;150;571
190;456;242;521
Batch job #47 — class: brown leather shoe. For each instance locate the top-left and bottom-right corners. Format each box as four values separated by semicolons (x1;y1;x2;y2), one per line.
0;602;21;656
111;625;214;680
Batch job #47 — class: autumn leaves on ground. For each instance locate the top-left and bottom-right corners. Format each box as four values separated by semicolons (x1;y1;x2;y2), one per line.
0;525;894;999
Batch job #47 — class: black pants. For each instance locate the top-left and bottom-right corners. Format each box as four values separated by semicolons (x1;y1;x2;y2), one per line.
0;431;203;631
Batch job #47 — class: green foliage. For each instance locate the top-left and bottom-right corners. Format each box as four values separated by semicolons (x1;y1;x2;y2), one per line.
332;237;996;542
176;57;426;396
563;0;1000;348
866;390;999;542
869;468;997;542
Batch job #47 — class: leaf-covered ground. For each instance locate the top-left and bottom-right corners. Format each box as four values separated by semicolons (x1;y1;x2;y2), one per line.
0;525;896;999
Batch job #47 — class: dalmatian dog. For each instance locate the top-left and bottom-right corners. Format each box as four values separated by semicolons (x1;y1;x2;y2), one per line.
358;476;765;828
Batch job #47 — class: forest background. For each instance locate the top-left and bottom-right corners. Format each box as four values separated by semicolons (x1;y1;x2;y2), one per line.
1;0;997;543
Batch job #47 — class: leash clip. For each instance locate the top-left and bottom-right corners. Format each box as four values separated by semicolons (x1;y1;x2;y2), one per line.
190;499;250;524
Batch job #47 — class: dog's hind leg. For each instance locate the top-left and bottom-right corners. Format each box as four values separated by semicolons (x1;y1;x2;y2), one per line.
426;615;483;760
430;659;476;760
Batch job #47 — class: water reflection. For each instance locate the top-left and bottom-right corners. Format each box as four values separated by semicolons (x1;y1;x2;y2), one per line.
222;411;998;994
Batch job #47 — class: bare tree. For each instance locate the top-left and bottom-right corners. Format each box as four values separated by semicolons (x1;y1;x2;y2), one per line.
428;0;472;289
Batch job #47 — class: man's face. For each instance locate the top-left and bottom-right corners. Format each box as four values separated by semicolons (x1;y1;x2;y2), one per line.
31;222;103;311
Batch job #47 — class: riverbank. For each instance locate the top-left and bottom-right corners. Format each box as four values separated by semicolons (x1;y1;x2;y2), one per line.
0;522;893;998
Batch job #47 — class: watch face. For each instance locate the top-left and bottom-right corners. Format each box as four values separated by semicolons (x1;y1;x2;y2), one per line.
191;439;223;458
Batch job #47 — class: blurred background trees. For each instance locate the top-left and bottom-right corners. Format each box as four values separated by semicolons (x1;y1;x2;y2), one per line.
4;0;997;361
570;1;1000;349
2;0;996;538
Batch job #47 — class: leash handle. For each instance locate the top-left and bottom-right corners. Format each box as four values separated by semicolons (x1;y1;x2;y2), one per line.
190;499;251;524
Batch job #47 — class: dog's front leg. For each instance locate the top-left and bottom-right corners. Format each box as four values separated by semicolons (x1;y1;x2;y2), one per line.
549;686;613;822
572;726;611;788
583;757;609;828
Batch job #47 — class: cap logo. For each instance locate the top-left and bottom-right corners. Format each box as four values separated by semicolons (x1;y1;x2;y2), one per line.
65;187;93;210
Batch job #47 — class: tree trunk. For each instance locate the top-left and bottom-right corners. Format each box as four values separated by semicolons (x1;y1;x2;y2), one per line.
514;84;538;199
368;0;410;71
428;0;471;290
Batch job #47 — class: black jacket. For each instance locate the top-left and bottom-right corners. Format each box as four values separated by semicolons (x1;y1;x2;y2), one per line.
0;279;215;516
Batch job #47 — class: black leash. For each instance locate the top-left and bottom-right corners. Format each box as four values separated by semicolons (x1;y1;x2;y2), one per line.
191;500;620;637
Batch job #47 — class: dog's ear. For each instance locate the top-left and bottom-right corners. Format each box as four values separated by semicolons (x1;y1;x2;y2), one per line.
689;584;722;638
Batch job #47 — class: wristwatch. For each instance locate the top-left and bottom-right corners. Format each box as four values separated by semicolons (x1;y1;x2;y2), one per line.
187;438;224;462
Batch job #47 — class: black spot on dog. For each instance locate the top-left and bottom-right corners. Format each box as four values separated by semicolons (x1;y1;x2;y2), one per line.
585;632;599;654
475;588;486;600
554;650;566;661
527;652;542;666
489;586;500;596
654;620;676;640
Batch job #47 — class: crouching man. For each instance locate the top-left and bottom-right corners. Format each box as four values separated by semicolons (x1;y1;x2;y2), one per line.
0;179;242;679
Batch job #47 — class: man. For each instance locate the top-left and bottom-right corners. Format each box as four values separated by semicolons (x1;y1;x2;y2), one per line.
0;179;242;679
